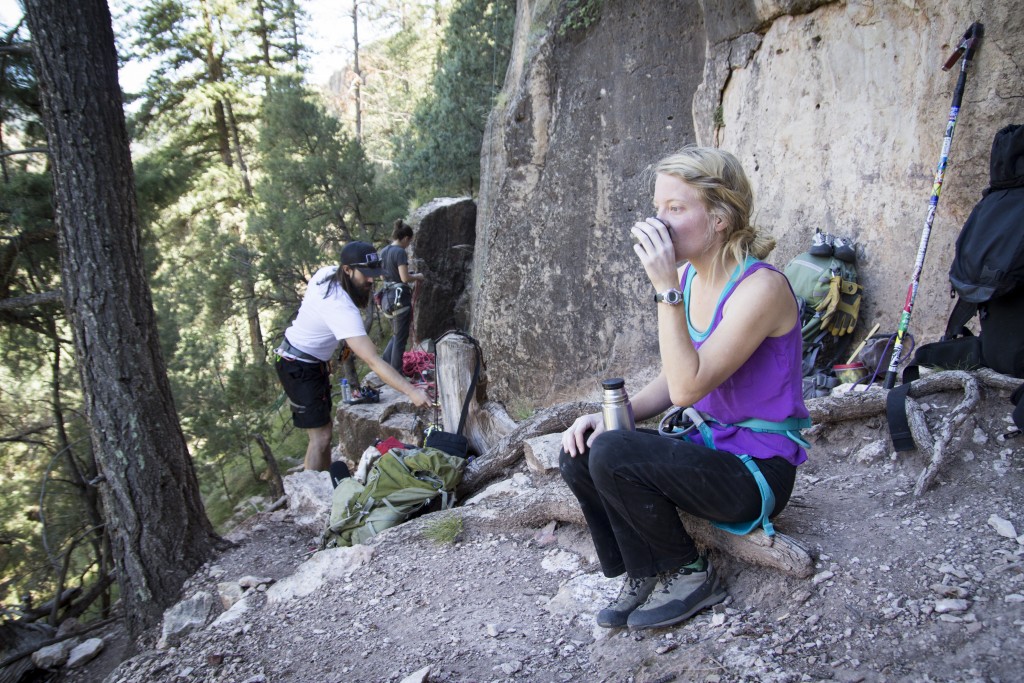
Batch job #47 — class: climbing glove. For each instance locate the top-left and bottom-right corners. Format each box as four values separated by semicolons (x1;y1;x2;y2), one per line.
816;277;862;336
814;275;842;329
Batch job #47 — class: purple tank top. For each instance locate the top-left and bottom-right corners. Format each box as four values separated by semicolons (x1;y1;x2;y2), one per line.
681;259;809;466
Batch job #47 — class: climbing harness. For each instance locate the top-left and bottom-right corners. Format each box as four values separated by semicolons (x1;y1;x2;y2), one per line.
657;406;811;537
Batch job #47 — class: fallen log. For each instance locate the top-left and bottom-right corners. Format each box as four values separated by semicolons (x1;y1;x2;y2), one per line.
680;516;814;578
459;475;814;578
807;367;1019;425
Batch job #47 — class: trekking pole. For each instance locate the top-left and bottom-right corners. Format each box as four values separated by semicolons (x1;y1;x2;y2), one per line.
884;22;983;389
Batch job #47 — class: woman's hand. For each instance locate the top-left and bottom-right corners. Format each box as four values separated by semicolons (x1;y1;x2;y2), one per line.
561;412;605;458
630;217;680;292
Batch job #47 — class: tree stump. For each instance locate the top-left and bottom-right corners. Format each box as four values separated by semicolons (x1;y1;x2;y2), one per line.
434;333;516;457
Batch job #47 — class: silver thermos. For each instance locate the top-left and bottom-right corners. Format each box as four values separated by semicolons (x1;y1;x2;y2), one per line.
601;378;635;431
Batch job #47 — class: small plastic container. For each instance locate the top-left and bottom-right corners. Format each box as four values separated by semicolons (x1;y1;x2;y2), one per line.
833;362;869;385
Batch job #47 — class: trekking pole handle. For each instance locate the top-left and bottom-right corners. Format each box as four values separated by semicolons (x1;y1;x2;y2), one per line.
942;22;982;72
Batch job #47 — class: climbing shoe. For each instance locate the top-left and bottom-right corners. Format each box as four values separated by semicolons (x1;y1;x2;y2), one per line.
809;230;834;256
626;556;726;630
833;236;857;263
596;575;658;628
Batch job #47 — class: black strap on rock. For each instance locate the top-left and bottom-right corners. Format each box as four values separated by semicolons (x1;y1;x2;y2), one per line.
1012;383;1024;433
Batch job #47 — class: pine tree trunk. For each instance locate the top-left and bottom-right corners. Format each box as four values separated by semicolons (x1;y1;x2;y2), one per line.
25;0;219;637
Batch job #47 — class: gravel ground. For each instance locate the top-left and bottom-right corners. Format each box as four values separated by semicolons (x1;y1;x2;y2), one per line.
47;381;1024;683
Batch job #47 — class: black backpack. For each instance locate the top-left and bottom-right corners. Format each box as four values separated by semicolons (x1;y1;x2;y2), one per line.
888;124;1024;449
941;123;1024;377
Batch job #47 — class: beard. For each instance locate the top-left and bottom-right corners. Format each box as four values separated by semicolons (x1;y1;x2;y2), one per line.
341;271;372;309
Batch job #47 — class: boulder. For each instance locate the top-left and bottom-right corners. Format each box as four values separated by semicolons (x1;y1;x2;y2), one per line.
264;545;375;604
409;197;476;343
158;591;215;649
65;637;104;668
31;640;76;669
282;470;332;530
524;433;562;473
333;384;425;466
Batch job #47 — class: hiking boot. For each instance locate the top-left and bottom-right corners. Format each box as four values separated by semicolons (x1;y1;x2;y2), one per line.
596;575;658;628
809;230;834;256
833;236;857;263
626;557;727;630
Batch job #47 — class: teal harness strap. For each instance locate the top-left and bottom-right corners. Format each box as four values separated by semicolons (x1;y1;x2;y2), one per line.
666;408;810;537
713;455;777;536
734;416;813;449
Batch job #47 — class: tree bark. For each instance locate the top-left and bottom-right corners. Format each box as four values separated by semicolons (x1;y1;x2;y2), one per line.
459;400;598;495
25;0;219;637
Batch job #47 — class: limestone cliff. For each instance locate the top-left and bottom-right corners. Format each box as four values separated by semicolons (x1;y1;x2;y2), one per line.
472;0;1024;408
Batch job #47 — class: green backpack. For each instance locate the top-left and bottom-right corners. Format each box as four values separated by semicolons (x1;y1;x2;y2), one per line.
783;252;858;343
321;447;467;548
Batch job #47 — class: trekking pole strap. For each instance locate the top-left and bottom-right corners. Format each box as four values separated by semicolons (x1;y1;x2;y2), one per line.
885;382;918;452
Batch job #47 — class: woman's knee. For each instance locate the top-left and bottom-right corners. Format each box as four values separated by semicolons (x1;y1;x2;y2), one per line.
558;447;589;486
586;431;632;485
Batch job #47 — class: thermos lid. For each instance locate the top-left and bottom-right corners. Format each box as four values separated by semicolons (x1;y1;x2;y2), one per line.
601;378;625;391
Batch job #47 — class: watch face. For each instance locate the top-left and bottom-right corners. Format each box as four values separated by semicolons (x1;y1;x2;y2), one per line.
658;289;682;304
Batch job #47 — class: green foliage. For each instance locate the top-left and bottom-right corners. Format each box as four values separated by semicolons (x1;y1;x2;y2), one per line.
423;512;464;545
352;1;451;167
1;16;109;614
248;77;404;323
558;0;604;36
392;0;515;201
2;0;517;616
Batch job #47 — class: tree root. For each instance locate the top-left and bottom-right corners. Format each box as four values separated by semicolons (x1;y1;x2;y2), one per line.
807;367;1017;425
808;369;1011;495
459;401;598;495
912;371;980;495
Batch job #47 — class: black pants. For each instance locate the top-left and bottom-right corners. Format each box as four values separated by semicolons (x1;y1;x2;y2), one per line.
559;428;796;579
382;305;412;374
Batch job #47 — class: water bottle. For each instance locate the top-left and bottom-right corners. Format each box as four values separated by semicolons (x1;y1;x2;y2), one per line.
341;378;350;400
601;378;635;431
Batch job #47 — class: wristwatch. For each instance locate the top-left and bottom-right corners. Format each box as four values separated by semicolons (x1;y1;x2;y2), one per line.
654;288;683;305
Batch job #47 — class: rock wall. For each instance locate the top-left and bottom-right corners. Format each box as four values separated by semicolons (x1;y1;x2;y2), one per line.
472;0;1024;408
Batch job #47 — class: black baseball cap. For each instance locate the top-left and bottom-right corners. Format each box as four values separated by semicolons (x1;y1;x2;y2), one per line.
340;241;385;277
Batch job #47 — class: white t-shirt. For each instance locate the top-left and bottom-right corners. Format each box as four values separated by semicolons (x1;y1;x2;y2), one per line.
283;266;367;361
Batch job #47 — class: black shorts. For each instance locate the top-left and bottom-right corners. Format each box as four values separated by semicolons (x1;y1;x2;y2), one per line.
275;356;332;429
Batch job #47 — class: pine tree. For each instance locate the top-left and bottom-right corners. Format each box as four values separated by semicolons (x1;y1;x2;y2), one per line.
393;0;514;200
24;0;219;635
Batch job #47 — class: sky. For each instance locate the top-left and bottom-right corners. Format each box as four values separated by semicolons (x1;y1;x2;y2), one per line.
0;0;353;90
